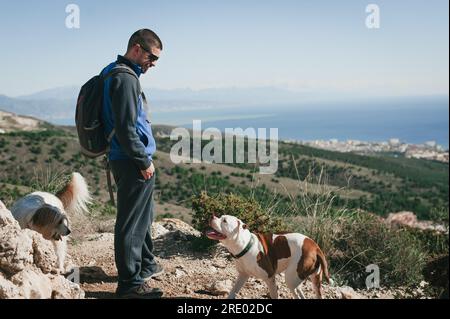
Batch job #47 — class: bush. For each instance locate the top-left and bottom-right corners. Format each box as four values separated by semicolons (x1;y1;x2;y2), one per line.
283;167;351;256
331;213;427;288
191;191;288;252
30;166;71;194
156;212;175;221
406;227;449;257
30;146;42;154
100;203;116;216
192;191;287;234
280;165;428;288
423;254;449;298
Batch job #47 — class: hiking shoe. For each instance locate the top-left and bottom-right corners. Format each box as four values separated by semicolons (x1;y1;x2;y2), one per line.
143;263;165;280
117;282;163;299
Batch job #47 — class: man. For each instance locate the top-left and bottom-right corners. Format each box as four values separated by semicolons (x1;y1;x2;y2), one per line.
102;29;163;299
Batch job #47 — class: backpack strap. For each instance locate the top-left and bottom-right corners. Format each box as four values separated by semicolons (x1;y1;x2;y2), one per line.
103;64;142;143
103;64;140;88
102;155;116;207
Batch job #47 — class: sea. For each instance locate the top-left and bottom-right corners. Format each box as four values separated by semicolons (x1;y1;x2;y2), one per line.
151;96;449;148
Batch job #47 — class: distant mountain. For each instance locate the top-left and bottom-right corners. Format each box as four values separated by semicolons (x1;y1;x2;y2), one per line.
0;86;311;125
0;94;75;123
16;86;308;104
4;86;446;129
17;86;80;101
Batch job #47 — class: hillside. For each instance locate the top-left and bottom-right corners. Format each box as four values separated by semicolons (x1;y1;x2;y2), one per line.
0;110;44;133
0;111;447;222
0;111;448;298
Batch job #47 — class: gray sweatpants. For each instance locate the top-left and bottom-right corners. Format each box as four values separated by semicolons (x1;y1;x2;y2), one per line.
110;159;157;294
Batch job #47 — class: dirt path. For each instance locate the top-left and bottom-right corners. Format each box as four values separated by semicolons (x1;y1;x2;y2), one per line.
68;219;426;299
69;220;336;299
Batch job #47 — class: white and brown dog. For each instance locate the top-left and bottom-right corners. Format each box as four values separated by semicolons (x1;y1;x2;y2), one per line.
11;172;91;273
207;214;330;299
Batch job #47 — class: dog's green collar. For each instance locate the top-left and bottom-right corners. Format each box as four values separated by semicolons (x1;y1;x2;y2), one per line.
231;235;255;259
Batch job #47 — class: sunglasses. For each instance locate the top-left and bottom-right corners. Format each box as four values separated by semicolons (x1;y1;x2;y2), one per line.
138;43;159;62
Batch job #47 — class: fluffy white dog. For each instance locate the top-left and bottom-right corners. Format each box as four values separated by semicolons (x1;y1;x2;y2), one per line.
11;172;91;273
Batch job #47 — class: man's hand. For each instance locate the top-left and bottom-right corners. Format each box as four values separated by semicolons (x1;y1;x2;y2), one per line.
141;162;155;180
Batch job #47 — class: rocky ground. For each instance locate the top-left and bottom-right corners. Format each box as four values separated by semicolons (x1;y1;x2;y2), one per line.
0;201;84;299
69;218;431;299
1;199;435;299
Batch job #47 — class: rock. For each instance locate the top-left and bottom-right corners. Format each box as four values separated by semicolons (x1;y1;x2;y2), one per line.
152;223;170;239
31;232;58;274
86;233;114;242
174;268;186;278
0;226;34;275
208;279;233;296
386;211;418;228
0;272;20;298
160;218;202;237
212;260;227;269
11;267;53;299
386;211;448;233
49;275;85;299
0;201;85;299
208;266;218;274
0;200;19;228
339;286;365;299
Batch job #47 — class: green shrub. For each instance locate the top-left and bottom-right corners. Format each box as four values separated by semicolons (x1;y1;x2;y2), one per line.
156;212;175;221
0;185;25;207
100;203;116;216
406;227;449;257
283;167;351;256
30;146;41;154
191;191;288;252
332;213;427;288
30;166;71;194
0;138;9;148
423;254;449;298
280;165;428;288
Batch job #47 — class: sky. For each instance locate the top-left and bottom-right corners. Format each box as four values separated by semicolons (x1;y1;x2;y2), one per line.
0;0;448;97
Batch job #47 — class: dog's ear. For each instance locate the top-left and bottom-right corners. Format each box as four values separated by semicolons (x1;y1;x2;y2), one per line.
234;220;242;234
32;205;59;227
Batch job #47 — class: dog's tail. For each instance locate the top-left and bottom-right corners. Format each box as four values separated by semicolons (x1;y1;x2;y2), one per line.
317;247;331;285
56;172;91;215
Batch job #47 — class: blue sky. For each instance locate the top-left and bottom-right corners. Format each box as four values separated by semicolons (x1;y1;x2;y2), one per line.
0;0;448;97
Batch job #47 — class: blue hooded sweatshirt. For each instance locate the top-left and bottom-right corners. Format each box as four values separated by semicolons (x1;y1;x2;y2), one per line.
101;55;156;170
